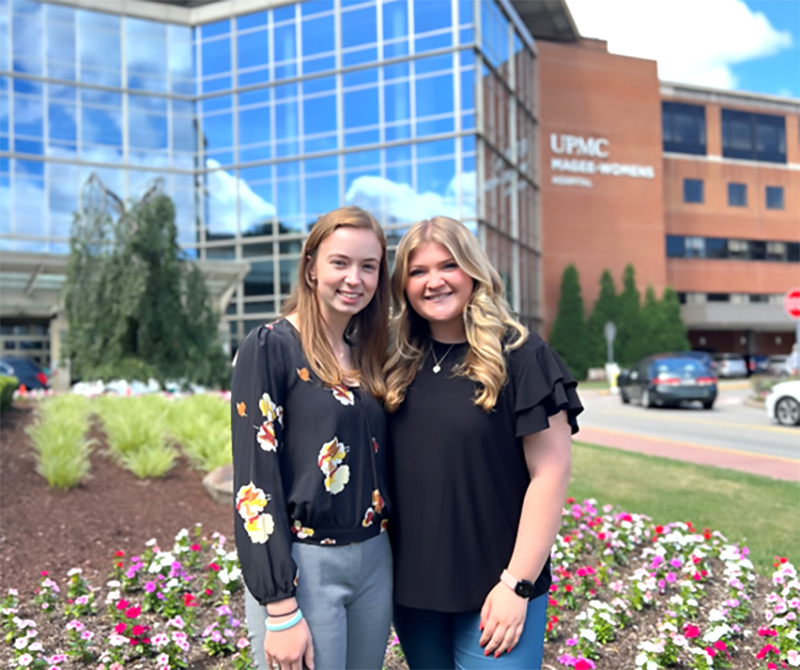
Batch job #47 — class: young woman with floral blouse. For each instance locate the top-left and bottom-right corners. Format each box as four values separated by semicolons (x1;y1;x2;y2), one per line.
384;216;583;669
231;207;392;670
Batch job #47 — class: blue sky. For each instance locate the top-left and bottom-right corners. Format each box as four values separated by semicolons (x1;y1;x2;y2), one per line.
734;0;799;97
567;0;799;99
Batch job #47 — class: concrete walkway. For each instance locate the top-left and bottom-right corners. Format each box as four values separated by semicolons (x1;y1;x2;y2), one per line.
577;425;800;482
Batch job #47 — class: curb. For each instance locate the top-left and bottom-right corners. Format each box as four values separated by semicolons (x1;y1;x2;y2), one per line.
743;397;765;410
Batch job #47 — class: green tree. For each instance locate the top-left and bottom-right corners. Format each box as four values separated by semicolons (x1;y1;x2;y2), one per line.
657;287;690;353
640;286;661;357
549;264;589;381
63;175;229;388
586;269;618;367
616;264;644;366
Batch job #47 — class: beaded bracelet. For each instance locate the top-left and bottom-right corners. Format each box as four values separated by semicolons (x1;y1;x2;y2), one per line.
266;609;303;632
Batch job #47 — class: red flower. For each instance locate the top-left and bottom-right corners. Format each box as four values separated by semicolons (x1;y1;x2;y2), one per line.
40;571;49;577
781;557;788;564
546;620;553;632
692;556;701;564
115;622;127;634
125;605;142;619
564;585;573;593
713;641;726;652
116;562;124;568
566;497;575;504
116;599;130;610
205;588;214;596
548;598;559;606
619;513;633;522
190;544;201;552
756;644;778;659
551;615;559;623
208;562;221;572
131;625;145;636
767;664;778;670
575;660;593;670
550;584;558;593
758;627;778;637
705;647;717;657
654;525;664;534
684;624;700;639
597;532;606;540
563;536;572;543
115;550;125;558
183;593;198;607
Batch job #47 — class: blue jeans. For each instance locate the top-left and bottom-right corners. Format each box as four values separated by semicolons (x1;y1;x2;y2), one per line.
393;593;548;670
245;533;393;670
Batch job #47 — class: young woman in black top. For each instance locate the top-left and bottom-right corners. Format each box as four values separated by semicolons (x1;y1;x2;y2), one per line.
384;216;583;669
231;207;392;670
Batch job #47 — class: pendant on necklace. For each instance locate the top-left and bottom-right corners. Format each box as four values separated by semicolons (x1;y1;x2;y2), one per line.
433;364;441;374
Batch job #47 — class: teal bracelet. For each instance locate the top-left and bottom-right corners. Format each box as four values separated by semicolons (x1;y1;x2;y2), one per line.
266;609;303;632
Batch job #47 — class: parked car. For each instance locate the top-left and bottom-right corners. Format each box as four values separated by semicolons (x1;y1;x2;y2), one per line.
746;354;769;376
0;357;49;390
673;351;717;372
767;355;791;377
766;381;800;426
711;353;748;378
618;354;717;410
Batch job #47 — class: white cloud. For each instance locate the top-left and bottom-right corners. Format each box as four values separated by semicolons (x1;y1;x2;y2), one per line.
345;172;476;224
566;0;793;89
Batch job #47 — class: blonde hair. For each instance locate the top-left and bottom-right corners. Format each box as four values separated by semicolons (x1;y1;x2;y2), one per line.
281;206;389;399
384;216;527;412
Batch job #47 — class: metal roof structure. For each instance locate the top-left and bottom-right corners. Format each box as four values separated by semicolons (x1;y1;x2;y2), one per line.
0;252;250;319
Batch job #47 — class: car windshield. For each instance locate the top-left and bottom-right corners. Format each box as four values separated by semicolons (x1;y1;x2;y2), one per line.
654;359;708;375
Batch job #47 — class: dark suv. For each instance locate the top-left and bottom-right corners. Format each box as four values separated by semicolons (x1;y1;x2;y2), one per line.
618;354;717;410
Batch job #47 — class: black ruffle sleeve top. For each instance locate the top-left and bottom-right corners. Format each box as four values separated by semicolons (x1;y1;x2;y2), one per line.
231;320;390;605
387;332;583;612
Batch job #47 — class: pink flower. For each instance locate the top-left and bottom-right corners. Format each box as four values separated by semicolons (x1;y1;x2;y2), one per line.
566;637;578;646
684;624;701;639
237;637;250;649
758;627;778;637
713;641;726;652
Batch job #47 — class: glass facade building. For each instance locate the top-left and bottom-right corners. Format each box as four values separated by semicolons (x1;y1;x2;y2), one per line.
1;0;540;352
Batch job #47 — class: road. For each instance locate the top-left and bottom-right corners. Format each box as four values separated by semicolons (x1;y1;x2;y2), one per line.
575;381;800;481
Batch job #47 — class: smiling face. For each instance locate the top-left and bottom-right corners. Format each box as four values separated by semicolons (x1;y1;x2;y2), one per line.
309;226;383;325
405;241;474;341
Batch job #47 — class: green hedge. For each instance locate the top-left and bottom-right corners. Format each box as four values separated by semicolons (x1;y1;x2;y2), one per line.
0;375;19;412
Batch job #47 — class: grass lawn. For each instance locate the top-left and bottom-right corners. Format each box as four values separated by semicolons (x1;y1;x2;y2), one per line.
569;441;800;576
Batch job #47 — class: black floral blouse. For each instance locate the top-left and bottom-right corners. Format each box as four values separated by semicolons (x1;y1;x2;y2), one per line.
231;319;390;605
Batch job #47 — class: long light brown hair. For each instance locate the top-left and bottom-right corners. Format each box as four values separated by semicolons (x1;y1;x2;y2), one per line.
384;216;527;412
281;206;389;398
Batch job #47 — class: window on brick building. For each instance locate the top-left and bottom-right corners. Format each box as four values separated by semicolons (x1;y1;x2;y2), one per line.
766;186;784;210
683;178;703;203
662;102;706;155
728;182;747;207
666;235;685;258
722;109;786;163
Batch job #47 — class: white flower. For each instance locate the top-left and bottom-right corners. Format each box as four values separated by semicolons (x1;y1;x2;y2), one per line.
28;642;42;652
673;634;687;647
106;580;121;589
14;637;28;650
17;654;33;667
635;652;648;667
67;568;82;577
580;628;597;642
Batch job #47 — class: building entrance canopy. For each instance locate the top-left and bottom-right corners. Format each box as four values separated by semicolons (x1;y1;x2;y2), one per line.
0;252;250;319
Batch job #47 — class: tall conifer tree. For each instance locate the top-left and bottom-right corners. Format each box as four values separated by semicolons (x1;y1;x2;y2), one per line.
549;264;589;381
616;264;644;366
587;270;618;367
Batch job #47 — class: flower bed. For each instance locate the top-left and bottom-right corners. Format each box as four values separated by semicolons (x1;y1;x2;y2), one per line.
1;501;796;670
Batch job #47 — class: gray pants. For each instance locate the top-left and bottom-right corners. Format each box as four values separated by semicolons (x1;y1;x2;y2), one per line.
245;533;393;670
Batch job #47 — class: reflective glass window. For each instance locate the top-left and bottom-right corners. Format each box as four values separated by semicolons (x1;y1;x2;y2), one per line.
414;0;450;34
274;5;297;23
416;53;451;75
302;15;335;56
172;114;196;153
305;173;339;218
202;37;231;77
126;18;167;92
13;94;42;137
12;11;43;75
343;47;378;69
239;105;271;145
274;23;297;62
662;102;706;155
46;17;76;80
384;80;410;122
201;19;230;40
238;11;268;31
666;235;685;258
205;168;238;236
304;94;337;135
728;182;747;207
203;112;234;150
276;100;299;141
129;112;168;150
302;0;333;16
683;178;703;204
303;55;336;75
202;94;232;114
459;0;473;25
305;75;336;94
238;29;269;70
416;74;454;117
342;64;378;88
81;107;121;146
481;1;509;68
341;6;377;48
77;12;121;87
280;258;299;293
169;39;194;95
383;1;408;39
276;181;301;223
344;149;379;169
766;185;784;210
705;238;727;259
344;87;378;129
48;101;76;142
415;32;451;54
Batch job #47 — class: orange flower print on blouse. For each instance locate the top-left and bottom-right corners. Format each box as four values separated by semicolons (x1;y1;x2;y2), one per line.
237;402;247;417
320;538;336;545
291;520;315;539
380;519;388;533
297;367;310;382
236;483;274;544
362;507;375;527
372;489;384;514
331;383;355;406
318;437;350;495
256;392;284;452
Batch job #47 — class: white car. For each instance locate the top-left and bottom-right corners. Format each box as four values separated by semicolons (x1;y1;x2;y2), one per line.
766;381;800;426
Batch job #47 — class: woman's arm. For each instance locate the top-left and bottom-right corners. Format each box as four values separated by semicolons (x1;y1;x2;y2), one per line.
478;410;572;657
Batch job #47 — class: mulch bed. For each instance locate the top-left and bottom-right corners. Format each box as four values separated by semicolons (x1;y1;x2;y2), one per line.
0;402;776;669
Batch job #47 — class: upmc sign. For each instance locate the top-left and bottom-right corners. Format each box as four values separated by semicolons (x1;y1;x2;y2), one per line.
785;289;800;319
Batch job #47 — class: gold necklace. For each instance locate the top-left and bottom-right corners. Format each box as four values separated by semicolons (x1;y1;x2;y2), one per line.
431;344;456;374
